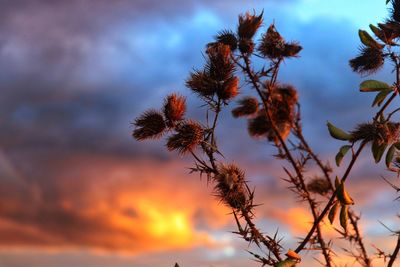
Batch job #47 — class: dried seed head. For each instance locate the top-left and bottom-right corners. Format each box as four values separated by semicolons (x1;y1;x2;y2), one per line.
390;0;400;23
349;46;384;74
133;109;166;141
206;43;235;81
248;110;271;138
186;70;216;97
214;164;247;209
282;42;302;57
214;30;238;51
274;84;299;107
217;76;239;100
163;94;186;127
237;11;263;39
232;96;259;118
238;38;255;54
306;177;331;195
258;24;286;59
350;122;400;144
166;120;203;154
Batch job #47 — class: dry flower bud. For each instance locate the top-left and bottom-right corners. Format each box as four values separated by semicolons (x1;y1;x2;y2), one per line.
217;76;239;100
248;110;271;138
214;30;238;51
350;122;400;144
186;70;216;97
238;38;255;54
232;96;259;118
166;120;203;154
258;24;286;59
214;164;247;209
133;110;166;140
237;11;263;40
306;177;331;195
349;46;384;74
207;43;235;81
282;42;302;57
163;93;186;127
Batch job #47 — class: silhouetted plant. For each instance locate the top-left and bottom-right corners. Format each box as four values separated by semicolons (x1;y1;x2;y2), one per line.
133;1;400;266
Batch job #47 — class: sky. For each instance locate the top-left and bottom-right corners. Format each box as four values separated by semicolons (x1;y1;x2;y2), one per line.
0;0;399;266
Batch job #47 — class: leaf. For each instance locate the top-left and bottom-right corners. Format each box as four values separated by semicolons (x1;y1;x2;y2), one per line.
335;145;352;166
386;144;396;168
372;89;392;107
372;140;388;163
358;30;384;49
337;181;355;205
340;204;349;231
328;202;340;224
360;80;391;92
394;142;400;150
327;122;352;141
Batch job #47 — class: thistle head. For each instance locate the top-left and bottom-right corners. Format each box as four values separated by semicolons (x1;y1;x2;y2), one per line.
163;94;186;127
232;96;259;118
238;11;263;40
349;46;384;74
132;110;166;141
217;76;239;101
214;164;247;209
214;30;238;51
166;120;204;154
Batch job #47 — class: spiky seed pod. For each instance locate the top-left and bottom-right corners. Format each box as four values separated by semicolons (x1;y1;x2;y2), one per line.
258;24;286;59
306;177;331;195
163;94;186;127
274;84;299;107
379;21;400;41
186;70;217;97
282;42;302;57
238;38;255;54
248;110;271;138
232;96;259;118
350;122;400;144
166;120;203;154
214;30;238;51
217;76;239;100
237;11;263;39
349;46;384;74
214;164;247;209
350;123;377;143
206;43;235;81
390;0;400;23
133;110;166;140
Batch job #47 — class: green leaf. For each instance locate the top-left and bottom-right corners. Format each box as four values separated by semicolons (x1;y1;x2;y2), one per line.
358;30;384;49
372;140;388;163
335;145;352;166
372;89;392;107
386;144;396;168
360;80;391;92
327;122;352;141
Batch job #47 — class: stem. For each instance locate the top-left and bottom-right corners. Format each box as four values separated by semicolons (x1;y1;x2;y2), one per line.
388;234;400;267
239;54;333;266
